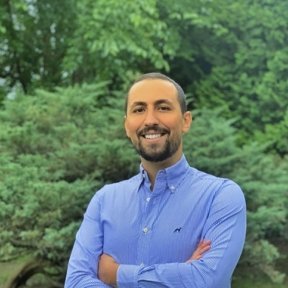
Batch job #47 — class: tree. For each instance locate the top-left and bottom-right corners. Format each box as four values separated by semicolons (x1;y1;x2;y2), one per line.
1;0;287;284
184;108;288;283
64;0;171;86
0;85;287;284
0;0;77;93
193;0;288;149
0;83;137;284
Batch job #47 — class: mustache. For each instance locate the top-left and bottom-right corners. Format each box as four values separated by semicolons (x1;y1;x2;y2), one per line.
137;125;169;136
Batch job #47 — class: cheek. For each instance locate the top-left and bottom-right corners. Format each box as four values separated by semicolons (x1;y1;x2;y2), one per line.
164;119;183;132
125;120;139;137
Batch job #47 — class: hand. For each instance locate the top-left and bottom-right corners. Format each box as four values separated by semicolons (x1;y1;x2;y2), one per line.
98;253;119;286
186;240;211;263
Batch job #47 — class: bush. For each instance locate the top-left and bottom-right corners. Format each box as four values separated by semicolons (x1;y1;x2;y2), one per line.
0;86;287;284
0;83;138;283
184;108;288;283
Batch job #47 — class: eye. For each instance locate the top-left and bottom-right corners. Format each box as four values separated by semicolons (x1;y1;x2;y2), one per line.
132;106;145;113
158;105;171;111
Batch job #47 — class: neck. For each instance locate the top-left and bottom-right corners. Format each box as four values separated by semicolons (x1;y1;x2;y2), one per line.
141;151;183;189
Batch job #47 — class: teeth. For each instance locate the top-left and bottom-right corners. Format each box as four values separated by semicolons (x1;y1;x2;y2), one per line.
145;134;161;139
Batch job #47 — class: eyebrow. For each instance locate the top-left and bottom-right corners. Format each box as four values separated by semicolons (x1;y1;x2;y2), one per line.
130;101;146;107
155;99;173;105
130;99;173;107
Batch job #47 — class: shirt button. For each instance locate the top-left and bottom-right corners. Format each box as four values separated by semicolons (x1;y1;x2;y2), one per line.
170;185;175;191
146;197;151;202
143;227;149;234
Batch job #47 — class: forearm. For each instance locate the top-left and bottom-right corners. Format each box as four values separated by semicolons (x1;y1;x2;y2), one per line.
65;191;110;287
98;254;119;286
65;242;112;288
117;204;246;288
99;259;210;288
65;273;111;288
100;208;245;288
117;261;214;288
99;240;211;287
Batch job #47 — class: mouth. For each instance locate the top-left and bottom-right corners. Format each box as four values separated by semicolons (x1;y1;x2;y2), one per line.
137;127;169;141
143;133;164;139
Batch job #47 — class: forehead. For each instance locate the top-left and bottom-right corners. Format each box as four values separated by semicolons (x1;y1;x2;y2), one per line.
127;79;178;105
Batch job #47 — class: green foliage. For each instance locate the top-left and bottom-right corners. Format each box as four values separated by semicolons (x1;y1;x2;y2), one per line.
254;110;288;156
245;239;285;284
64;0;171;85
194;0;288;150
1;0;288;285
1;84;287;284
184;108;288;283
233;276;287;288
0;83;138;282
30;0;221;89
0;0;77;92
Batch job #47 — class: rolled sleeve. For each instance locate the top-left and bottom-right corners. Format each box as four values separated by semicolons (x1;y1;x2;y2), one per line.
117;264;140;288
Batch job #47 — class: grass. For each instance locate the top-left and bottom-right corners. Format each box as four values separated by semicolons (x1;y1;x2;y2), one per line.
233;278;287;288
0;255;33;286
0;256;57;288
232;264;288;288
1;256;287;288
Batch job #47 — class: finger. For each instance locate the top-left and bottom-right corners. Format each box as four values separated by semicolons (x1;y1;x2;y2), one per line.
198;242;211;252
199;240;211;247
189;243;211;261
197;244;211;254
196;241;211;252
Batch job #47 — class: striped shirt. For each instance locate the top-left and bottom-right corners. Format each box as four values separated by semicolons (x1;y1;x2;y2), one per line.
65;155;246;287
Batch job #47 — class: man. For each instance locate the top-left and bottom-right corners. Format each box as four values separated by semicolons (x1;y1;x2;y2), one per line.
65;73;246;287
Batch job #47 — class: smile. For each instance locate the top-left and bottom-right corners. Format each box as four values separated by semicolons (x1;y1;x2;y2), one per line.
144;134;162;139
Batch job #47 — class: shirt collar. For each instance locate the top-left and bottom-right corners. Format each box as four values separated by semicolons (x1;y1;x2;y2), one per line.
139;155;190;193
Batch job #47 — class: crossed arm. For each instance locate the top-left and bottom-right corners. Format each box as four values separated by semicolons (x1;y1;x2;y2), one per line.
98;240;211;286
65;183;246;288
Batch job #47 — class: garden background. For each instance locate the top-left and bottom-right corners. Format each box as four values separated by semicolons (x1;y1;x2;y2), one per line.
0;0;287;287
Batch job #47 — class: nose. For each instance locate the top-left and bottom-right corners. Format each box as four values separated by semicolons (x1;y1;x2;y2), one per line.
143;109;159;126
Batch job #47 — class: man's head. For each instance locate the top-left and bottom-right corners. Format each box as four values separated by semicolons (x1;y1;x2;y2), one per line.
124;72;187;115
124;73;192;165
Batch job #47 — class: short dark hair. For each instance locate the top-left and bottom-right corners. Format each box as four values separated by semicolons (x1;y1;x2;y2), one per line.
125;72;187;114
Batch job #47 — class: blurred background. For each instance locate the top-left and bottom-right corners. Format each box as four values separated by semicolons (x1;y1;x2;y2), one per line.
0;0;287;287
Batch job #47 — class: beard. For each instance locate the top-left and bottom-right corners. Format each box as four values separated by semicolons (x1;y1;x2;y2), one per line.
134;134;181;162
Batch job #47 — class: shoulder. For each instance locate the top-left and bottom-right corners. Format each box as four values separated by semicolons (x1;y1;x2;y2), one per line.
189;166;241;188
94;173;142;200
84;173;141;214
189;167;246;208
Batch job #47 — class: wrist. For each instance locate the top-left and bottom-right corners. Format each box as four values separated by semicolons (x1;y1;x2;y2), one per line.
98;254;119;286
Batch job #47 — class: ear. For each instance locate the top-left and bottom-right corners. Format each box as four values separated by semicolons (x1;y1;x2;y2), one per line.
182;111;192;133
124;115;131;138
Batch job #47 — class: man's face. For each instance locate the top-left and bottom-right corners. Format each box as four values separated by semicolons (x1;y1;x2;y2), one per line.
124;79;191;163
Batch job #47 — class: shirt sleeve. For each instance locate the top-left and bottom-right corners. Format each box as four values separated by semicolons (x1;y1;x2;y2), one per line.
64;190;110;288
117;182;246;288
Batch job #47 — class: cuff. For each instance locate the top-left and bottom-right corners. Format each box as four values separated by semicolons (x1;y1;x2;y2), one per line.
117;264;140;288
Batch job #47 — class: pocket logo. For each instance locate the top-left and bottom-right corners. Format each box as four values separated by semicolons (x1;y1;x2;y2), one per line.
173;227;182;233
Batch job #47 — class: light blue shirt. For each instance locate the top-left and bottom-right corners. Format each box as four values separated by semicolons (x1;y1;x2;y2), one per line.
65;155;246;287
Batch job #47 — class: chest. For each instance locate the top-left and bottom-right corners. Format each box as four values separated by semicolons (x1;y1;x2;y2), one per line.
101;188;212;265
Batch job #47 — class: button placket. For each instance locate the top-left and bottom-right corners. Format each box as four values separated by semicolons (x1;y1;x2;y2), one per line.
137;172;171;265
143;227;149;234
